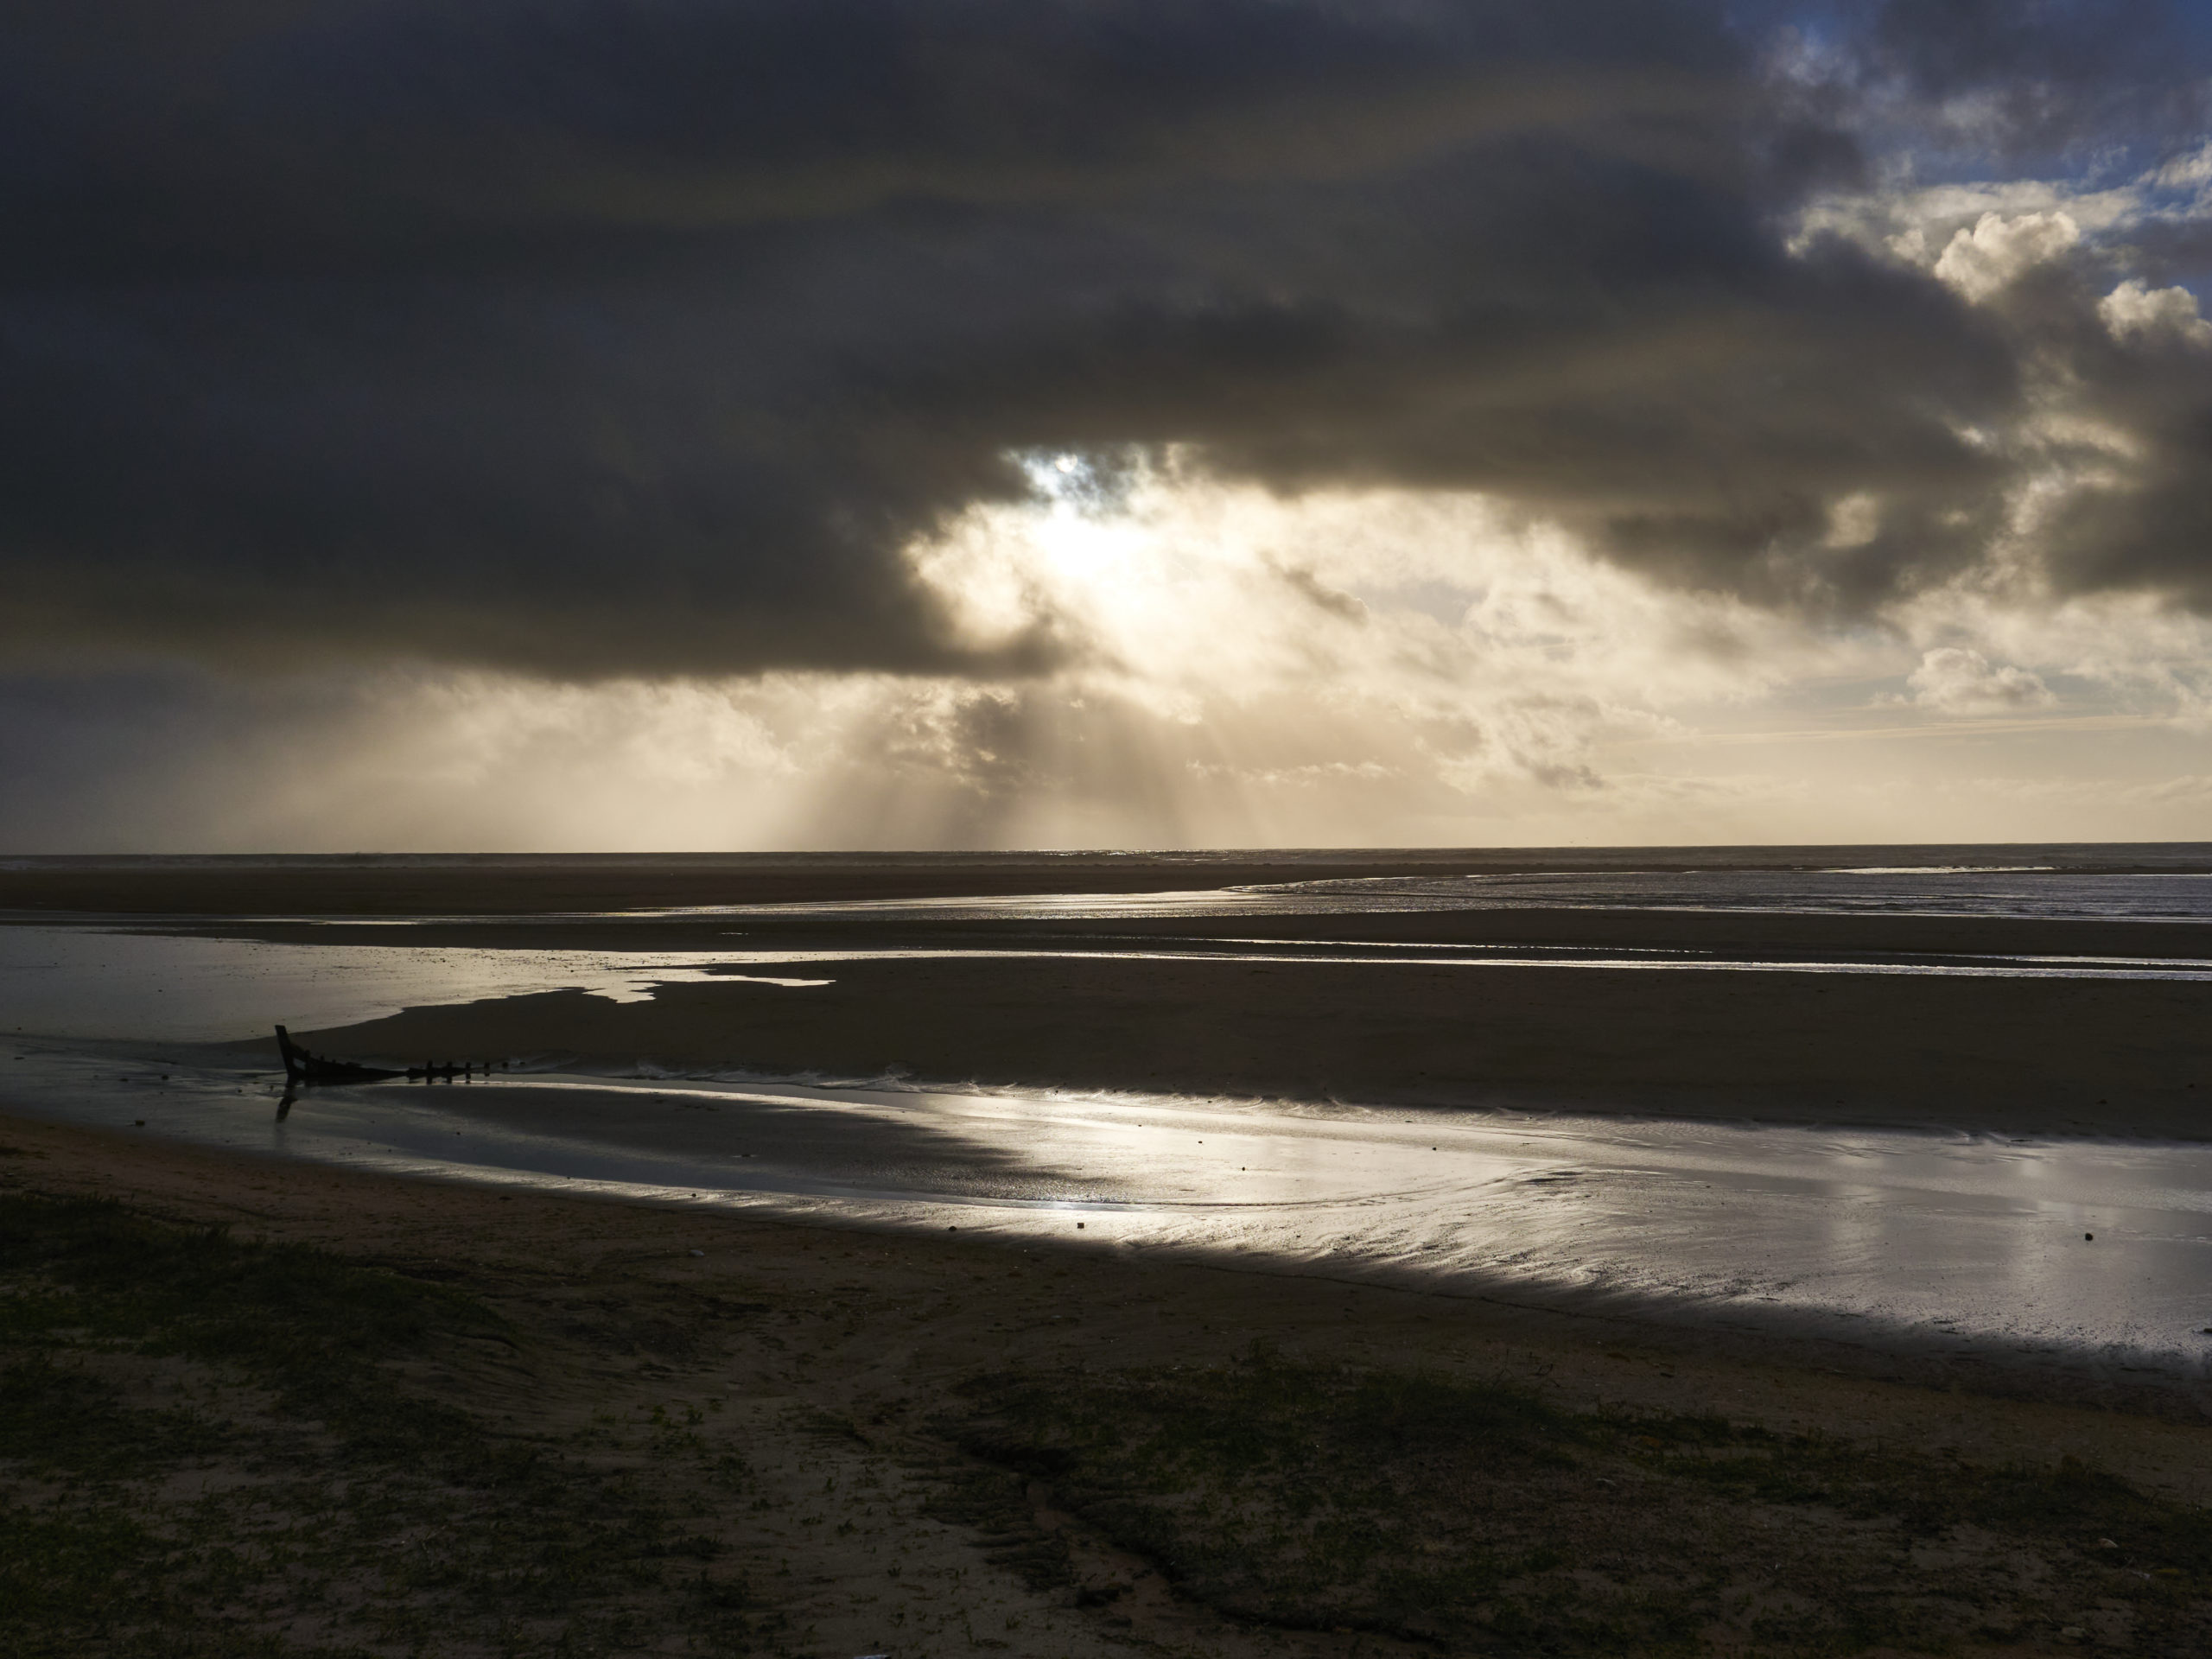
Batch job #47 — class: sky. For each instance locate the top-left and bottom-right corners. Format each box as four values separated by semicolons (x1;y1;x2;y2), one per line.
5;0;2212;851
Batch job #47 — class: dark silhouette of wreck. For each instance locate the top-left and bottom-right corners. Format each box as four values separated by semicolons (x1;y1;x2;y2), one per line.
275;1027;505;1120
276;1025;402;1084
276;1026;500;1088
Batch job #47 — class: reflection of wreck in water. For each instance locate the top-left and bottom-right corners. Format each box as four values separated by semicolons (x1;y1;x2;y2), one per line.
274;1026;504;1120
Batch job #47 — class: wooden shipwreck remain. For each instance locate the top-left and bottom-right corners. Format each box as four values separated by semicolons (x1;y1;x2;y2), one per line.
276;1026;402;1084
275;1027;505;1088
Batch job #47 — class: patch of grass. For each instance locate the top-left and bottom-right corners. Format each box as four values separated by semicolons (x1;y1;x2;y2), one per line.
0;1355;230;1478
944;1346;2212;1655
0;1194;780;1657
0;1195;495;1460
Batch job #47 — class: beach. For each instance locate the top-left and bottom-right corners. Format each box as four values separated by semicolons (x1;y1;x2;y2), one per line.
4;850;2212;1653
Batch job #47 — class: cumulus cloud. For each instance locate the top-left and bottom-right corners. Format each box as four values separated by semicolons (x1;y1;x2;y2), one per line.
2098;279;2212;346
1931;211;2082;301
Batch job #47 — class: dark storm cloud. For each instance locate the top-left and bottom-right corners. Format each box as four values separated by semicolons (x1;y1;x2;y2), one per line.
0;1;2201;677
1852;0;2212;162
2018;270;2212;608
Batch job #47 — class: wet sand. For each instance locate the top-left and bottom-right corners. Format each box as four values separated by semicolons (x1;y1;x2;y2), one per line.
10;857;2209;1136
15;855;2212;1137
14;1053;2211;1382
299;947;2212;1141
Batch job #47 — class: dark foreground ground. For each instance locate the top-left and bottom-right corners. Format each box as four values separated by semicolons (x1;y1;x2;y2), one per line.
3;1115;2209;1659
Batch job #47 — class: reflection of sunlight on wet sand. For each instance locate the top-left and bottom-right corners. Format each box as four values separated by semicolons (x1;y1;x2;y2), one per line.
9;1047;2212;1383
